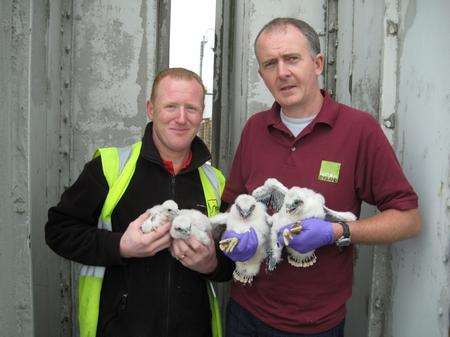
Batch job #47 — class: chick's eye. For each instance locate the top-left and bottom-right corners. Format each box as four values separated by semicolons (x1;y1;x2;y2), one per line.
292;199;301;207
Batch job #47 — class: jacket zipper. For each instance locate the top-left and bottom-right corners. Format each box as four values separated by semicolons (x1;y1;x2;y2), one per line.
170;175;176;196
100;293;128;336
165;175;176;337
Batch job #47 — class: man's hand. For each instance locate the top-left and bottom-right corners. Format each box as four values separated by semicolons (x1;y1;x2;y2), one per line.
120;212;172;258
277;218;334;253
170;234;218;274
220;228;258;262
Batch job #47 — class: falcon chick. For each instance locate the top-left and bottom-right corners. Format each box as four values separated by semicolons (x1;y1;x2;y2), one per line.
254;179;356;270
211;194;270;284
140;200;179;233
252;178;287;212
170;209;213;245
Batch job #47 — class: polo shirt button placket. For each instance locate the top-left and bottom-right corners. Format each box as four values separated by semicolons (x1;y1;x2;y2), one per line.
291;145;296;152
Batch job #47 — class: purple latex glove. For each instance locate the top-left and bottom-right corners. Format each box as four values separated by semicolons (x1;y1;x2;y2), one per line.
221;228;258;262
277;218;334;253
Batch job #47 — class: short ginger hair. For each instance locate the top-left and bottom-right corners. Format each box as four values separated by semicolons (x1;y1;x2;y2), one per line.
150;68;206;106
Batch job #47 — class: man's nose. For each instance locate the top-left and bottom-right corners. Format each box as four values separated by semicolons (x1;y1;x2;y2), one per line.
175;107;187;123
277;62;290;79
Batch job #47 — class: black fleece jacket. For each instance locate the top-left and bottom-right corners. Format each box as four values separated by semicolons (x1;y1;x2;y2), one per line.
45;123;234;337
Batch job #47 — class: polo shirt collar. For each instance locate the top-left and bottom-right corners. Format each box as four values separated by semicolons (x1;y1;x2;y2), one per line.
162;151;192;176
265;90;339;131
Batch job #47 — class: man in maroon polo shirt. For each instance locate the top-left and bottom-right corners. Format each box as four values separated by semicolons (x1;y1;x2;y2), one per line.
221;18;421;337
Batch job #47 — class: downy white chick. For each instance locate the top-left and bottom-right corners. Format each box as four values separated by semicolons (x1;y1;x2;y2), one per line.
252;178;288;212
210;194;270;284
170;209;212;245
254;178;356;270
140;200;179;233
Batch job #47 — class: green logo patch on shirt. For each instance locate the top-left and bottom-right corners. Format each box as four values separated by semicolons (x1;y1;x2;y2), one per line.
318;160;341;183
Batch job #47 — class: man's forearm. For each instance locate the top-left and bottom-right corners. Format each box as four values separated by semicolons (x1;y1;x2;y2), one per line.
332;208;421;244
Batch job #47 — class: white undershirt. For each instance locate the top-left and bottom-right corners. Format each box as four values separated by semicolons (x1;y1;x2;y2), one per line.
280;109;317;137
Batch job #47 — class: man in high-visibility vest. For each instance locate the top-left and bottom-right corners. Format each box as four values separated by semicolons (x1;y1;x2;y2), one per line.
45;68;233;337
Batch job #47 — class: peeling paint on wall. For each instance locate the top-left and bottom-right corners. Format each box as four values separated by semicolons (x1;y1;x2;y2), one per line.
71;0;158;177
391;1;450;336
399;0;416;61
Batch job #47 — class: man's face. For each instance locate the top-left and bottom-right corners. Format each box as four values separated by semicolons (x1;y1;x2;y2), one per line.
256;24;324;115
147;77;204;158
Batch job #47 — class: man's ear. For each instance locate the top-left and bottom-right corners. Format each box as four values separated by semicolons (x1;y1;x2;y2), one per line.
146;100;154;120
314;53;325;76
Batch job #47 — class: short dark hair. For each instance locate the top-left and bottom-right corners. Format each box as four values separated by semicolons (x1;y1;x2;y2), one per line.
150;67;206;106
254;18;321;59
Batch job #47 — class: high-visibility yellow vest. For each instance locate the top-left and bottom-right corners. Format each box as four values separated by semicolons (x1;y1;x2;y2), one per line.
78;141;225;337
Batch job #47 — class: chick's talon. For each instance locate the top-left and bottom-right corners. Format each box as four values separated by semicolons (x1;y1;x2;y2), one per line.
218;239;229;252
233;270;253;285
229;237;239;252
227;237;239;253
282;229;292;246
290;223;303;235
219;237;239;253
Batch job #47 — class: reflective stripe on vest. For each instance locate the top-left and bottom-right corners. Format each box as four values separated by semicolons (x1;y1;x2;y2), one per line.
199;164;224;337
79;142;142;337
199;163;225;217
78;141;225;337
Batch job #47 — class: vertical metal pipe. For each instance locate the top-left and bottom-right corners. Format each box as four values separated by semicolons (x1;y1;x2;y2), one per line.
60;1;74;334
156;0;171;72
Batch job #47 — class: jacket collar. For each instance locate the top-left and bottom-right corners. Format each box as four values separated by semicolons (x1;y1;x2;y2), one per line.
140;122;212;172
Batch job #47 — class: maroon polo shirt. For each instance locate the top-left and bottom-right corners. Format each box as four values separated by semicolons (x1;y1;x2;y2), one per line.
222;91;418;334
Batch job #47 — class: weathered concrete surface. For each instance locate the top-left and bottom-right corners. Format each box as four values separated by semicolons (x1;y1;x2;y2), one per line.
0;1;74;336
390;0;450;336
0;0;34;336
29;1;74;336
71;0;158;176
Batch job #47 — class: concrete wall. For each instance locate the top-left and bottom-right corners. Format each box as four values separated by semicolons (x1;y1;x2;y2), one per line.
390;0;450;336
0;1;34;336
0;1;69;335
31;2;73;336
71;0;159;172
